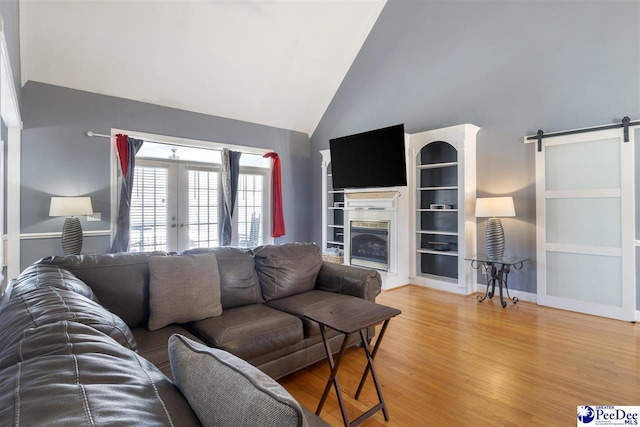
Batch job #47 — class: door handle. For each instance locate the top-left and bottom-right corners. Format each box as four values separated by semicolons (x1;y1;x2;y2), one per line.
180;224;185;228
171;224;177;228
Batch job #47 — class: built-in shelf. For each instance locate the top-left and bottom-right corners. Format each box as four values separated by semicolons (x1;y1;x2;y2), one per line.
417;162;458;169
417;230;458;236
418;186;458;191
410;124;479;293
416;248;459;256
321;150;346;263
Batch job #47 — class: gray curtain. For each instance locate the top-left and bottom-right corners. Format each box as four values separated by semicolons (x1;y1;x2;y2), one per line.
221;148;241;246
110;136;143;253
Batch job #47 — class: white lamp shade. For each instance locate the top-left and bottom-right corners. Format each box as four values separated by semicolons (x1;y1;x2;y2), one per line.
475;197;515;218
49;197;93;217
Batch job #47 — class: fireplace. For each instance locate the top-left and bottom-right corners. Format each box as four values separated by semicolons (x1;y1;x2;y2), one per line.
349;220;390;271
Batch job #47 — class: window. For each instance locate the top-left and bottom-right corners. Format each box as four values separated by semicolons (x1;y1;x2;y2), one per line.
187;167;220;249
130;164;169;252
237;173;264;248
127;142;269;252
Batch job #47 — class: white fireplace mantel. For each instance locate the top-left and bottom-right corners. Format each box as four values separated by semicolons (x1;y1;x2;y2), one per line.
344;191;399;210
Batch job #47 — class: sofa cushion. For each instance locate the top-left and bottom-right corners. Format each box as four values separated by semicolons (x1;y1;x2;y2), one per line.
37;251;168;328
265;290;353;339
254;243;323;302
187;304;303;361
168;334;308;427
0;321;201;426
0;287;137;370
181;247;263;308
148;253;222;331
132;325;206;379
11;263;97;301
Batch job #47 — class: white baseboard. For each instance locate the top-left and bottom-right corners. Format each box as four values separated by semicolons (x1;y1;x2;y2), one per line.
475;282;537;303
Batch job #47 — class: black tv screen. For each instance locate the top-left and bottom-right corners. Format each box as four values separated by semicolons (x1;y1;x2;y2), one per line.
329;124;407;189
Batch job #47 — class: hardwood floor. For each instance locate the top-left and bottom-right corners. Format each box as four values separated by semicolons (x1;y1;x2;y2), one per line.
279;285;640;427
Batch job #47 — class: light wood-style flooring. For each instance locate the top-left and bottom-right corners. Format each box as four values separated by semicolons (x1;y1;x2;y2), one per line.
279;285;640;427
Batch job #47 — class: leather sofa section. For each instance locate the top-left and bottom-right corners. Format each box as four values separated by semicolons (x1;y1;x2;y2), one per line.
181;247;263;308
315;261;382;302
0;321;201;427
254;242;323;302
11;263;97;301
133;325;206;379
265;290;351;339
0;287;137;370
188;304;303;361
38;251;167;328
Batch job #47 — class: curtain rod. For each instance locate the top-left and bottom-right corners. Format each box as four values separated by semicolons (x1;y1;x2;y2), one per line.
87;131;198;147
86;131;271;156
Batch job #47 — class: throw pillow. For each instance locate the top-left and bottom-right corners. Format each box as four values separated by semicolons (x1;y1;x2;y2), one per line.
148;253;222;331
168;334;307;427
253;243;323;302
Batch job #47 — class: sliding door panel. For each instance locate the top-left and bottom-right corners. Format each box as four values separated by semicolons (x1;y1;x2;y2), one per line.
546;252;622;307
536;128;634;321
545;198;621;247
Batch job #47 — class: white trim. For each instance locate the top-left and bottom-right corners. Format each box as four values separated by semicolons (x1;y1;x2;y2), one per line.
7;127;20;279
19;230;111;240
545;189;621;199
0;17;22;279
0;17;21;128
545;243;622;257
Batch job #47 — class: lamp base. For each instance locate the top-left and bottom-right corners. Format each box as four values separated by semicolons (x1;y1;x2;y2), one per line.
62;217;83;256
485;218;505;261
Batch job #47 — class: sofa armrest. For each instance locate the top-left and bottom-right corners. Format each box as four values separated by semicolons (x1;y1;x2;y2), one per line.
315;262;382;301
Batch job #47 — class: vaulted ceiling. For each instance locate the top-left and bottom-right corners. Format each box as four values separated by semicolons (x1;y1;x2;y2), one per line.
19;0;386;136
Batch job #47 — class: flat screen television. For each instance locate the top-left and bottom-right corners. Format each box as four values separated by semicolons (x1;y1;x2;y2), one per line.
329;124;407;189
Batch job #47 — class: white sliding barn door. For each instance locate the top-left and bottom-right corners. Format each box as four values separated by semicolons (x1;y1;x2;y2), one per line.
536;128;635;321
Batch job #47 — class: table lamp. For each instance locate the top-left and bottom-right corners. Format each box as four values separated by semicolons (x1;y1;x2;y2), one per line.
475;197;515;260
49;196;93;255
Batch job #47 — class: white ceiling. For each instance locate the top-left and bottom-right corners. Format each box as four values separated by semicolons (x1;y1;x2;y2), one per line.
19;0;386;136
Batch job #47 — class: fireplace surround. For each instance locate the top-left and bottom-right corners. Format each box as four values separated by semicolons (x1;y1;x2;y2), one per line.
349;220;390;271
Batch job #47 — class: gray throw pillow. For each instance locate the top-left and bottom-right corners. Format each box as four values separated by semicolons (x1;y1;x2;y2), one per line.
168;334;307;427
148;253;222;331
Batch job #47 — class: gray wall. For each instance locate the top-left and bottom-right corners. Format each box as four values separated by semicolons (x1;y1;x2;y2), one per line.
20;82;311;270
310;0;640;294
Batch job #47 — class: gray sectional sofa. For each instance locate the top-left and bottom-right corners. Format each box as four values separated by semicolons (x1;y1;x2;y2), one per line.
0;242;382;425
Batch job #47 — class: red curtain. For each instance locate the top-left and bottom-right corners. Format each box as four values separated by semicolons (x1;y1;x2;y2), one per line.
263;152;285;238
116;134;130;178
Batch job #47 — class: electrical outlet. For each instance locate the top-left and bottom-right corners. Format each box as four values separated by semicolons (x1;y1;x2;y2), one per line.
87;212;101;222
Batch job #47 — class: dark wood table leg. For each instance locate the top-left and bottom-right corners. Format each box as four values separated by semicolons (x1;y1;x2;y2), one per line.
316;324;352;427
352;320;391;424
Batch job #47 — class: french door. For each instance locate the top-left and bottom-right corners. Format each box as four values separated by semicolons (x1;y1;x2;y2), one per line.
130;160;221;252
536;127;635;321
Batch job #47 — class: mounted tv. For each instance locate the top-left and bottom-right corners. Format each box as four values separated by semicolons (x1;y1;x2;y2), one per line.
329;124;407;189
